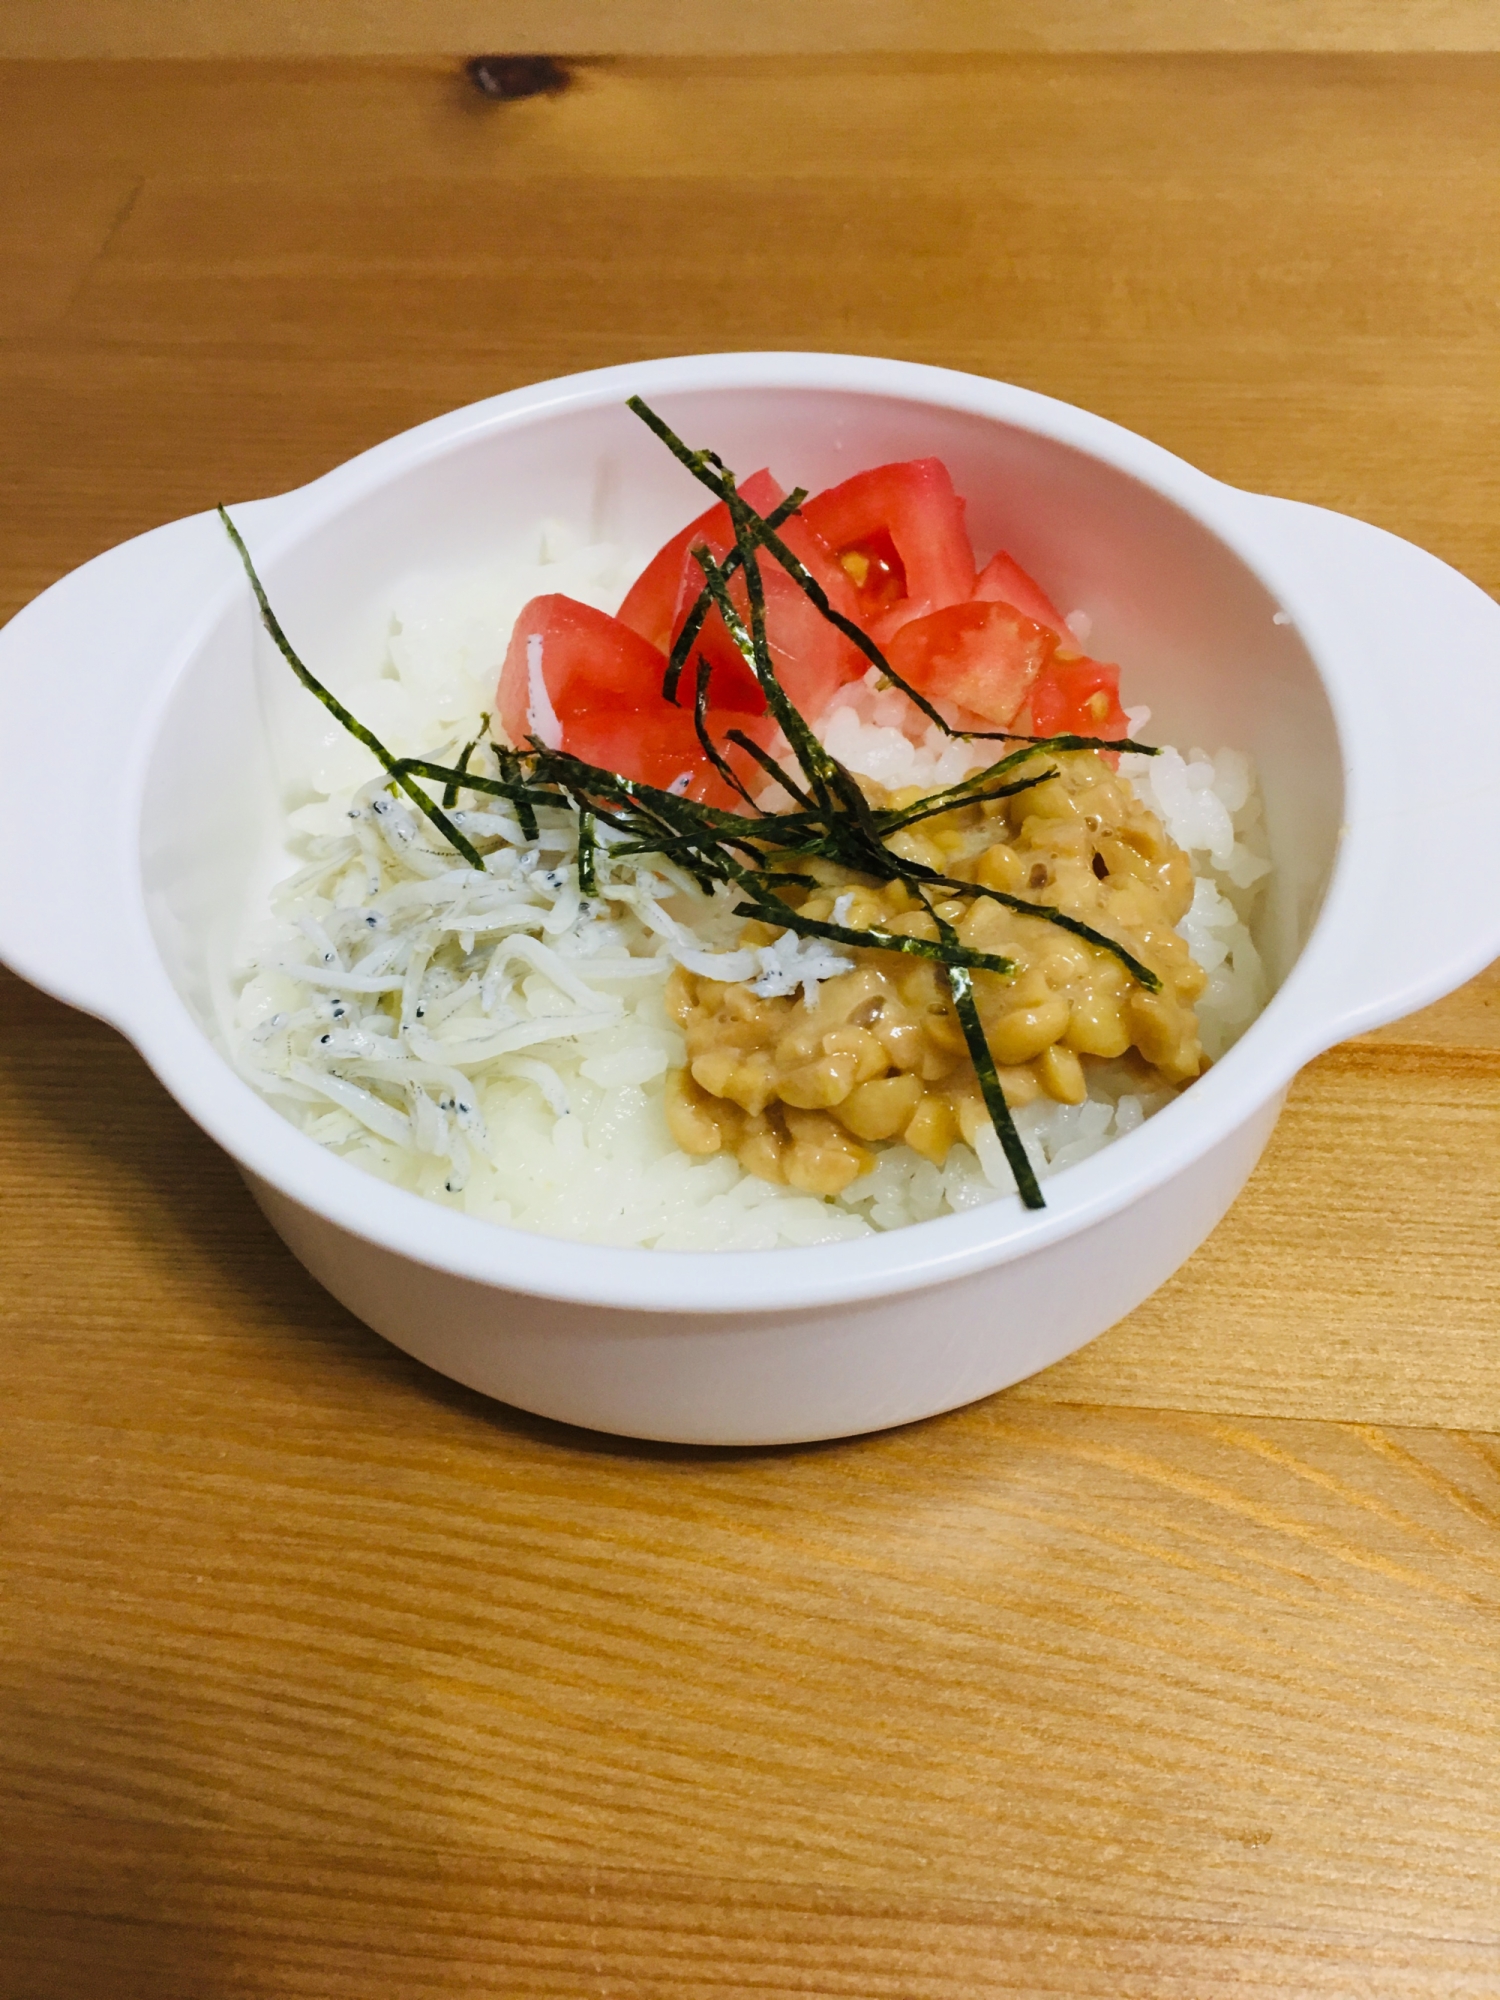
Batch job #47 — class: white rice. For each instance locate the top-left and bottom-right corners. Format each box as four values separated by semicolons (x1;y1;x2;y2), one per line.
232;527;1271;1249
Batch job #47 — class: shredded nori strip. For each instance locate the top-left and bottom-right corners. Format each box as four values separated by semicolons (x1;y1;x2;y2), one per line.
221;405;1181;1216
922;875;1161;990
691;654;760;811
731;897;1015;977
880;767;1055;832
442;722;486;808
219;506;486;872
920;890;1045;1209
495;744;540;841
724;727;817;810
691;540;842;817
663;488;805;706
575;806;598;897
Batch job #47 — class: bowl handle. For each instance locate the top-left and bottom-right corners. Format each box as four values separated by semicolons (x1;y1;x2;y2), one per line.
0;491;315;1026
1235;492;1500;1046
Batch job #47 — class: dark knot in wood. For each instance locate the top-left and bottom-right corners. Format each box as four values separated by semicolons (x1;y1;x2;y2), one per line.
464;56;572;102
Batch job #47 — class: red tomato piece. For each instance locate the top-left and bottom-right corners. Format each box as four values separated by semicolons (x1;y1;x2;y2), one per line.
802;459;976;628
972;551;1065;636
1024;656;1131;741
557;705;698;787
617;468;785;656
496;594;670;749
560;705;779;810
616;468;862;718
496;596;781;808
886;600;1057;729
670;508;867;722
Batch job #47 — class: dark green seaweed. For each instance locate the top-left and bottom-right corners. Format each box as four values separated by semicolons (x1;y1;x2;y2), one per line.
730;896;1015;978
691;655;761;812
921;891;1045;1209
442;722;485;808
575;805;598;897
218;506;486;871
663;488;805;706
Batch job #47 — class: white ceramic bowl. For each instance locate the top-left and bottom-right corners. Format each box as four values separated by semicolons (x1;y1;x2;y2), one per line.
4;353;1500;1444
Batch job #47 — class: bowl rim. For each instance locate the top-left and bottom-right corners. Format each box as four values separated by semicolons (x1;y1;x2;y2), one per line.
112;350;1375;1313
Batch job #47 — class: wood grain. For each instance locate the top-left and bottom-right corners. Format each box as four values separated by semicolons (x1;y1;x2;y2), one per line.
4;52;1500;1997
7;0;1500;60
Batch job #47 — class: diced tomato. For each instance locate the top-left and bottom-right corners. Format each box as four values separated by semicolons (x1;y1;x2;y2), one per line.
560;705;780;810
616;467;864;719
669;507;867;722
496;594;670;749
617;468;785;656
972;551;1065;636
1024;656;1131;741
495;595;780;807
498;456;1133;809
801;459;976;630
886;601;1057;729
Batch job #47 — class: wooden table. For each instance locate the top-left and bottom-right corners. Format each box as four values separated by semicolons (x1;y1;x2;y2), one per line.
5;54;1500;1996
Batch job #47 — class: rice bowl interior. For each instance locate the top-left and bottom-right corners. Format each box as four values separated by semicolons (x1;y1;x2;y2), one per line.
229;513;1274;1249
139;387;1343;1259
